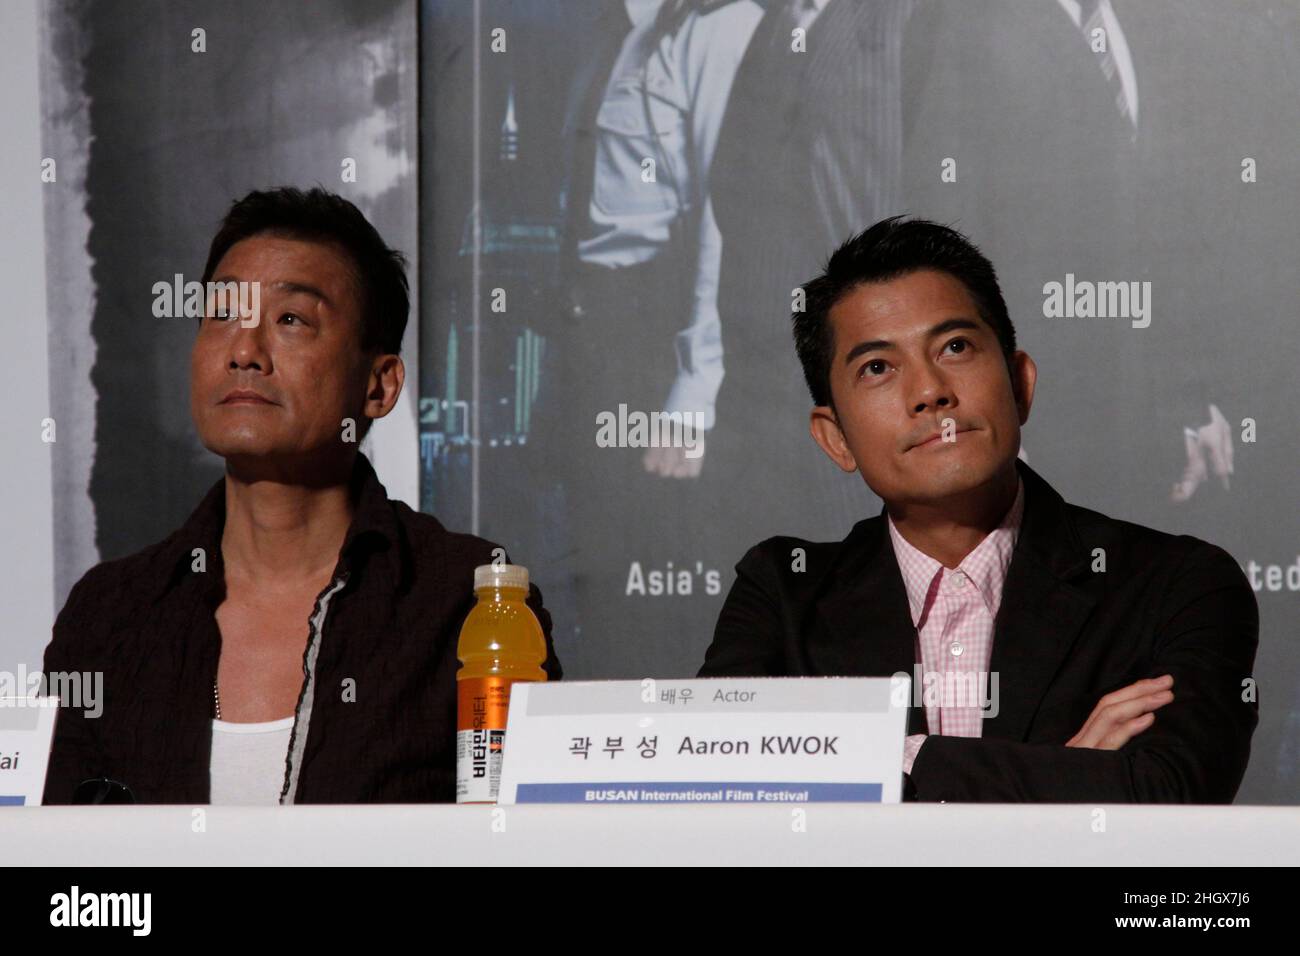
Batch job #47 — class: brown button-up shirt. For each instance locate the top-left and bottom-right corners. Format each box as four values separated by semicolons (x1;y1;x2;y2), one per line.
42;452;562;804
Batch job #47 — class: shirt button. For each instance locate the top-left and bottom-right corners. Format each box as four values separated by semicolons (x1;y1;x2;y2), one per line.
951;572;967;587
950;641;964;657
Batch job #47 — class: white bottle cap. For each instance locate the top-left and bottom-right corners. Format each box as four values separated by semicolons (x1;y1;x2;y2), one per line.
473;563;529;591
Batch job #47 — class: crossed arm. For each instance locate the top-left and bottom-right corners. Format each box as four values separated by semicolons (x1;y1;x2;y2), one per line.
701;541;1259;803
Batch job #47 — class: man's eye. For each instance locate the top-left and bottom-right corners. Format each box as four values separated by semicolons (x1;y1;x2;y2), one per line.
860;359;889;377
945;337;970;354
279;313;301;325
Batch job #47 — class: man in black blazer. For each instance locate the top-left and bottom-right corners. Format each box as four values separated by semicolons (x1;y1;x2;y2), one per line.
699;217;1259;803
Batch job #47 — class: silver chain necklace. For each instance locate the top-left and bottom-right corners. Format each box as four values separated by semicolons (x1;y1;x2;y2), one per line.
213;678;222;720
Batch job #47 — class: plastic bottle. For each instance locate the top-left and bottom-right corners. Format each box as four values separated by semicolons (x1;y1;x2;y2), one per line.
455;563;547;803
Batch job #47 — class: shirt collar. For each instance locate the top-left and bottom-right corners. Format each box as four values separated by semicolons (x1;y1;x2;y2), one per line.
886;474;1025;626
148;452;401;605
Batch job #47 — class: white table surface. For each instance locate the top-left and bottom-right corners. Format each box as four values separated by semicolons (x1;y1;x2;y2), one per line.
6;803;1298;865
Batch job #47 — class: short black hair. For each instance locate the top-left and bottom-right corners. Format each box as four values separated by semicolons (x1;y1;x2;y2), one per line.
201;186;409;355
793;216;1016;409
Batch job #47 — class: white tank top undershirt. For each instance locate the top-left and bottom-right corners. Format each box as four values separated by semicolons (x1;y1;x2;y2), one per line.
209;716;294;805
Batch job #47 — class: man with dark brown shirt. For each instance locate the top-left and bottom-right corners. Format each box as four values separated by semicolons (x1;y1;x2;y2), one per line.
43;187;561;805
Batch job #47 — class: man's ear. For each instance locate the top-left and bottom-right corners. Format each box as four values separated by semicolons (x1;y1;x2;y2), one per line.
1009;350;1037;426
810;405;859;474
364;353;406;424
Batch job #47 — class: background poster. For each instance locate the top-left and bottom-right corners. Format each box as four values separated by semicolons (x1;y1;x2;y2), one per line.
419;0;1300;804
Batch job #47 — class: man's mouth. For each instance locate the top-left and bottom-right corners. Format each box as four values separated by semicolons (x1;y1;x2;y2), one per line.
910;428;972;451
220;389;275;405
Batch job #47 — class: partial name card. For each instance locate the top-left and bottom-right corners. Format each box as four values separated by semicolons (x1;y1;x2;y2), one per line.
0;697;60;806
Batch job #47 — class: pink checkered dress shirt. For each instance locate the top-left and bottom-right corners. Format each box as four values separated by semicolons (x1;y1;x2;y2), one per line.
887;477;1025;775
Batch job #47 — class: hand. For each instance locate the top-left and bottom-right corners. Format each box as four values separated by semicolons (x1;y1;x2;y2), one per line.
642;439;706;478
1065;675;1175;750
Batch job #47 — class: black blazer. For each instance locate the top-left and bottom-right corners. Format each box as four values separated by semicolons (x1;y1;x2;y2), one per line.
699;460;1259;803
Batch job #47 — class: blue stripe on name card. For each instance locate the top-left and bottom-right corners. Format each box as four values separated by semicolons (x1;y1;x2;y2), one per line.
514;782;881;803
0;795;27;806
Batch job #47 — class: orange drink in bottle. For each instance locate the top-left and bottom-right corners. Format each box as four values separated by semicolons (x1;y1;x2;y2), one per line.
455;563;547;803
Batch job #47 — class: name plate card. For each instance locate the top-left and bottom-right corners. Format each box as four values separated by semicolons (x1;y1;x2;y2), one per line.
498;677;909;804
0;697;60;806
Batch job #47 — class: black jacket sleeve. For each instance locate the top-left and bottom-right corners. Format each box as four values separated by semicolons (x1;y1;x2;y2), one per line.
697;543;786;677
40;571;108;805
527;581;564;682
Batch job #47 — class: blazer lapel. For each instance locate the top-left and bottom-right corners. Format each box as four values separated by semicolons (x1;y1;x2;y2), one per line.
809;514;929;735
804;460;1098;742
984;461;1099;742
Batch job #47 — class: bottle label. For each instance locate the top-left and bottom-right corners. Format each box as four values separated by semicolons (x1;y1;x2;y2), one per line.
456;676;515;803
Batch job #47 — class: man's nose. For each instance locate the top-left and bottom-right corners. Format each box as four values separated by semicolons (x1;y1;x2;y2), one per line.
228;324;269;371
907;362;954;414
